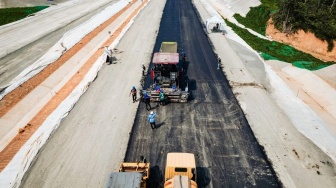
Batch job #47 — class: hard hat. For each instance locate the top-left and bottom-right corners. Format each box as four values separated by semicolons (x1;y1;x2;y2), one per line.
132;86;135;89
150;111;154;114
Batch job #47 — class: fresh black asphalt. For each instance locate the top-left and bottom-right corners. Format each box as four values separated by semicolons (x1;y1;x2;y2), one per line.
125;0;280;187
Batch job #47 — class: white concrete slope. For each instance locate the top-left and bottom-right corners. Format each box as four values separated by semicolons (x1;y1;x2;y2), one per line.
0;0;129;98
18;0;162;187
195;0;336;187
0;0;115;60
0;0;146;187
0;0;135;152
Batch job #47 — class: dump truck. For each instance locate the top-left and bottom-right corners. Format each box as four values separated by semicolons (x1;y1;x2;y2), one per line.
164;152;198;188
141;42;189;103
105;161;150;188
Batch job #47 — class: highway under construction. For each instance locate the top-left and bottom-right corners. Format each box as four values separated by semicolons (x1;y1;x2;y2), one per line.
2;0;281;187
1;0;334;187
124;0;280;187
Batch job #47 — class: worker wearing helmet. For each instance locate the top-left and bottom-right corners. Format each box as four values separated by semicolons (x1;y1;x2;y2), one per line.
129;86;137;103
142;63;146;76
159;89;165;106
148;111;156;129
182;51;186;64
144;92;151;111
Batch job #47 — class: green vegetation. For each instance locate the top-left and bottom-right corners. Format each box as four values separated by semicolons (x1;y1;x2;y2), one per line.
230;0;336;70
233;0;336;52
0;6;48;26
234;0;278;35
273;0;336;51
225;19;334;70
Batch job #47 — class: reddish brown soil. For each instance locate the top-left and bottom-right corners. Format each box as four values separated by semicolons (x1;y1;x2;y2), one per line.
266;19;336;62
0;0;148;172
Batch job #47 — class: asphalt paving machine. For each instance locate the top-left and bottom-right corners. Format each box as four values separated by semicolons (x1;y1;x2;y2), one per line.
141;42;189;103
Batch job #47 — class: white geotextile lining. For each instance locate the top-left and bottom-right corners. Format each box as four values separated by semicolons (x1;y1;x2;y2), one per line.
206;16;225;30
265;64;336;161
0;0;131;100
242;39;336;162
282;66;336;120
0;0;148;186
0;57;104;188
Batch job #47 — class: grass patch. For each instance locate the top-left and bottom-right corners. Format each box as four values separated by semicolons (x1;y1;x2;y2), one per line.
225;19;335;70
0;6;49;26
227;0;334;69
234;6;270;35
233;0;277;36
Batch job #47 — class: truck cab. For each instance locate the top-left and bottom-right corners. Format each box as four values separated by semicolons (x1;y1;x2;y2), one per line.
164;153;197;188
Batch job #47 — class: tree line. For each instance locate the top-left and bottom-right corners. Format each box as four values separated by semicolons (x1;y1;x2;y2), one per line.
273;0;336;51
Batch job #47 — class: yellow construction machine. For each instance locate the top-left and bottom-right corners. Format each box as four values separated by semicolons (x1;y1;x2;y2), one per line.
164;152;198;188
105;160;150;188
105;153;198;188
141;42;189;103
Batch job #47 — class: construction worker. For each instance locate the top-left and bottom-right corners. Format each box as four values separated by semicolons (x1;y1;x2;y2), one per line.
142;63;146;76
144;92;151;111
182;51;186;64
129;86;137;103
148;111;156;129
155;86;160;92
159;89;165;105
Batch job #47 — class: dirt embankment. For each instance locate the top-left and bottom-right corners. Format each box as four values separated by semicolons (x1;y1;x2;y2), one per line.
266;19;336;62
